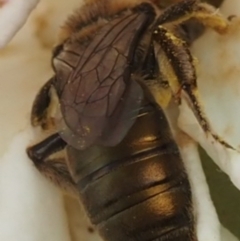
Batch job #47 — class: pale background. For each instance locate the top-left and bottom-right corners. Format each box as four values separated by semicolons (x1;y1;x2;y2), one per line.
0;0;239;240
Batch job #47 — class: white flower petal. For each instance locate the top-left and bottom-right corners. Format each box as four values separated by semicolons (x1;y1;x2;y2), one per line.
0;0;40;48
178;0;240;190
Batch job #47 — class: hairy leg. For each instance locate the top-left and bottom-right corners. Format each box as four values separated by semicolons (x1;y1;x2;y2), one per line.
27;133;78;196
151;26;233;149
34;157;78;196
156;0;228;34
31;76;56;129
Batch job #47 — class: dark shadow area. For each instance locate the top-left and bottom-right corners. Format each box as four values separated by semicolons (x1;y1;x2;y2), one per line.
200;148;240;238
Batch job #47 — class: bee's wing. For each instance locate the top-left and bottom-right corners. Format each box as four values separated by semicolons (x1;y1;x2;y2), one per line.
53;11;152;150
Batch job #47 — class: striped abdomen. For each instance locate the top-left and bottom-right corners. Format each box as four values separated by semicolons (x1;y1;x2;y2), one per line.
66;103;197;241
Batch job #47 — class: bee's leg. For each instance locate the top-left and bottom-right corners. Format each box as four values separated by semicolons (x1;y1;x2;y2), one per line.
138;44;173;108
27;133;78;196
35;157;78;196
153;26;196;100
31;76;56;130
152;26;233;149
157;0;228;34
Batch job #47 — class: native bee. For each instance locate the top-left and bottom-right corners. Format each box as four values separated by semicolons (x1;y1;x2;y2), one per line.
27;0;230;240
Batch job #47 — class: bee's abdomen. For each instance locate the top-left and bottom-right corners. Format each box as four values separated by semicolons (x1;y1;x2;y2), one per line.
80;146;194;241
67;104;196;241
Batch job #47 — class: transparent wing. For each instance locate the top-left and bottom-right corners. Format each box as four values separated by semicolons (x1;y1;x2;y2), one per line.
53;10;152;150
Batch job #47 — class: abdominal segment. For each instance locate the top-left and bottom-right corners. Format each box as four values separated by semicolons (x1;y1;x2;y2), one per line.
66;104;197;241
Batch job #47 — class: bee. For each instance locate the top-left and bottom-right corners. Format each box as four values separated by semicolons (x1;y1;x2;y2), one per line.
27;0;229;240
